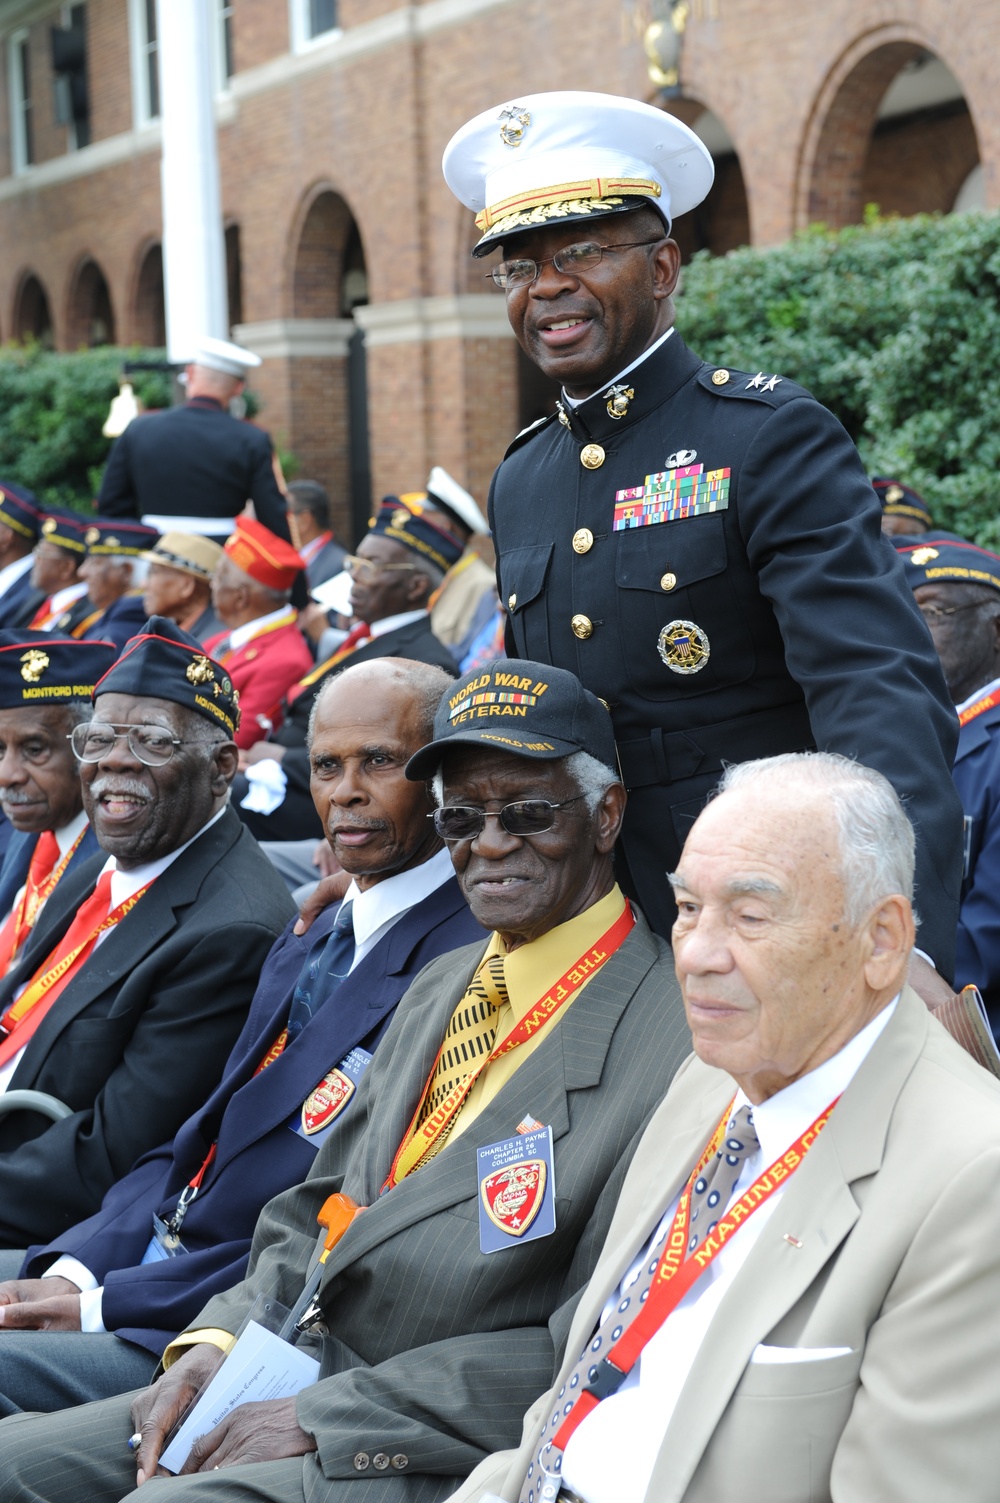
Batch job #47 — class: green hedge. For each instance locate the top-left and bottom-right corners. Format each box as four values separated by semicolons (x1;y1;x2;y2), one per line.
675;210;1000;546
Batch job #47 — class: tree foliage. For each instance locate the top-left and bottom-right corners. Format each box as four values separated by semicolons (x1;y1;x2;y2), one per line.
675;210;1000;546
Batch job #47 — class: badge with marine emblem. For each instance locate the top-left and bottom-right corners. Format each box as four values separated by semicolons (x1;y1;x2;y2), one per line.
85;526;101;546
288;1045;373;1147
477;1125;556;1253
185;655;215;687
605;384;634;420
910;547;939;566
20;649;49;683
658;620;710;674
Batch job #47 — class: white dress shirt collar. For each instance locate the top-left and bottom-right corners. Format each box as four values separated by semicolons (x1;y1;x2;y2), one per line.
562;325;675;409
54;807;89;857
340;845;455;969
369;608;428;639
228;606;295;652
102;804;228;908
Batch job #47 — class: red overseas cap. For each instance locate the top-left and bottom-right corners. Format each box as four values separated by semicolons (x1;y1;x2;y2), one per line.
224;517;304;591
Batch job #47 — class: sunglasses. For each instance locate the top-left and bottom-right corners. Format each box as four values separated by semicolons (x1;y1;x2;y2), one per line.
430;795;585;842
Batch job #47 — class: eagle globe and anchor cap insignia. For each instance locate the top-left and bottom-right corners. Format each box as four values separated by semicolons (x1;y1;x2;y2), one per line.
301;1068;356;1136
480;1157;548;1237
910;546;940;566
185;655;216;687
658;619;710;674
498;104;531;147
20;649;49;683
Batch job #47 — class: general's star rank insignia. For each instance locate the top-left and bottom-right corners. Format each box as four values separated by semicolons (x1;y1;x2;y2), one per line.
481;1159;548;1237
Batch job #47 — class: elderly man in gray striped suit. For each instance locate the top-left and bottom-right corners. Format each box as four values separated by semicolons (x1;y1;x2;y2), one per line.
0;660;690;1503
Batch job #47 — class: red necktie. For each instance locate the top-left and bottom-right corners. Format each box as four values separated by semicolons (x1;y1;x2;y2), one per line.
0;831;62;977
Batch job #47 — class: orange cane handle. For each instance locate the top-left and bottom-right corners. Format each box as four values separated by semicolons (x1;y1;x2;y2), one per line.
317;1193;364;1256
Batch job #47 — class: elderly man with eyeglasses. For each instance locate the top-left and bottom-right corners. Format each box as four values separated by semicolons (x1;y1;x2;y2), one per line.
234;498;458;848
442;91;962;988
0;615;293;1251
0;658;690;1503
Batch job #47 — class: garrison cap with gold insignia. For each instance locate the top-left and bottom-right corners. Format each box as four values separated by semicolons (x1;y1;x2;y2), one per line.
895;537;1000;595
872;476;932;529
443;90;714;255
0;482;41;543
93;615;239;738
38;508;87;555
83;519;161;557
405;657;616;780
367;499;465;575
0;629;117;706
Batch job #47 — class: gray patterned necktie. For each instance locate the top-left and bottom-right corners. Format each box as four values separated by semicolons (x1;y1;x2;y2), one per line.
518;1104;759;1503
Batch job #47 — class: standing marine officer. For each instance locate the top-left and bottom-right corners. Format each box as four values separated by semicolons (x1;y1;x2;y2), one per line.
443;90;962;974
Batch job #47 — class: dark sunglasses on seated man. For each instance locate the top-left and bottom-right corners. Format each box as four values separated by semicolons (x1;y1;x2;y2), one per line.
430;795;586;842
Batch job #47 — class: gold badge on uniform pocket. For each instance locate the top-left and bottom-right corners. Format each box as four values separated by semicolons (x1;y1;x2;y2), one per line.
658;620;710;674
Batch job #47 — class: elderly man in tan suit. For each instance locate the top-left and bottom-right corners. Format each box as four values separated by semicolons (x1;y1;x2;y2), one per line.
451;751;1000;1503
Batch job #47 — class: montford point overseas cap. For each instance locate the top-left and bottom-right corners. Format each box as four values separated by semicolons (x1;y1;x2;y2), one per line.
872;477;932;527
0;630;117;707
38;508;87;555
190;335;262;378
443;90;715;255
896;537;1000;593
405;658;617;780
84;519;160;557
141;532;224;581
426;466;489;536
93;615;240;738
223;515;304;592
368;498;465;575
0;482;41;542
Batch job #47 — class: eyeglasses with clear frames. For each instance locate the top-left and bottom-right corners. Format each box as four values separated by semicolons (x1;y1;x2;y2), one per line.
70;723;198;767
430;795;586;842
488;238;662;290
918;601;993;623
342;554;419;580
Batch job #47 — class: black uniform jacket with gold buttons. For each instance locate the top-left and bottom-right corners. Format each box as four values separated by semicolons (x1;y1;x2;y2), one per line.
489;330;962;975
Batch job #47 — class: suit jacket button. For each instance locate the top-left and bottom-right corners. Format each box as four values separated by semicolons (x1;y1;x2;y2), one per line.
572;528;594;554
373;1454;390;1471
353;1453;370;1471
391;1455;409;1470
571;614;594;640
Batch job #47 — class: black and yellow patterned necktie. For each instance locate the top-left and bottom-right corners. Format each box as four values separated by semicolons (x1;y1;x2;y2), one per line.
419;952;509;1123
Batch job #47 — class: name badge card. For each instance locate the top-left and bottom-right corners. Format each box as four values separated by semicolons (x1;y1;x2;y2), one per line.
140;1213;188;1264
477;1125;556;1255
288;1045;373;1148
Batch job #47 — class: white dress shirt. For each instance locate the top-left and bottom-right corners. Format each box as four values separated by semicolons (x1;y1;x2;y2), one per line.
37;581;87;629
561;998;898;1503
48;837;456;1331
225;605;296;653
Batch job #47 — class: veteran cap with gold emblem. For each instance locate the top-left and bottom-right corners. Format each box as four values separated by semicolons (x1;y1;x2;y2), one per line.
92;615;240;738
443;90;714;256
872;476;933;529
0;482;41;543
895;537;1000;595
368;498;465;575
83;519;161;558
38;508;87;555
405;657;617;780
0;630;117;707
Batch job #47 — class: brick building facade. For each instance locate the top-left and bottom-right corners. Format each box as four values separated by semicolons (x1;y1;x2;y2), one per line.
0;0;992;543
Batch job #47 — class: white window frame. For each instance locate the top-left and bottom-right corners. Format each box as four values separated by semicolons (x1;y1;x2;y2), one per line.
288;0;341;55
59;3;87;153
127;0;159;127
211;0;234;93
8;27;32;174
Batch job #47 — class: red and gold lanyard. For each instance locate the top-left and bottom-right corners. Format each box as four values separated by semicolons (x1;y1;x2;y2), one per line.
959;686;1000;727
5;827;88;966
383;902;636;1191
550;1093;840;1453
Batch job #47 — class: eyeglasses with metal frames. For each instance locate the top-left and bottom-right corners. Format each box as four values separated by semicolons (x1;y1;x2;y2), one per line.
918;601;994;622
69;723;197;766
488;238;662;290
342;553;419;579
430;795;586;842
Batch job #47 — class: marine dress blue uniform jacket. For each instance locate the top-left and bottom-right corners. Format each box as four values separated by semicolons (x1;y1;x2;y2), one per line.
23;875;485;1355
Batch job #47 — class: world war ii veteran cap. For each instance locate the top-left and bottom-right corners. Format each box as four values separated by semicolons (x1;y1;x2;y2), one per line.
93;615;240;738
0;630;117;707
368;498;465;575
0;483;41;543
406;659;617;779
84;519;161;557
443;90;714;255
895;537;1000;594
872;477;933;529
223;516;305;592
141;532;223;582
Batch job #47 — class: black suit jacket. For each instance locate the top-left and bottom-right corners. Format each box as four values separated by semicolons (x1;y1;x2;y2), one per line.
0;565;39;628
0;807;295;1247
491;333;963;974
235;616;458;843
97;398;289;539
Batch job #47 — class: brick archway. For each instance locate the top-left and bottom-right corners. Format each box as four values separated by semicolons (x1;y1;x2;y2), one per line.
131;242;165;348
796;31;981;230
662;97;751;257
12;271;53;346
66;256;116;348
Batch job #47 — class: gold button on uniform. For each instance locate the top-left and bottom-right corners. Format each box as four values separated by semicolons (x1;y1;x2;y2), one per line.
571;614;594;640
580;443;605;469
711;369;730;386
572;528;594;554
507;592;517;612
660;572;677;591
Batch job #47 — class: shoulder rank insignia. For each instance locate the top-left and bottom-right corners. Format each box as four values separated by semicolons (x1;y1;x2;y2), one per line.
480;1157;547;1236
746;372;782;392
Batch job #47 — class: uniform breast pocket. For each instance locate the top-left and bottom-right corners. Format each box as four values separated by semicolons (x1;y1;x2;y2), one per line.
499;542;553;664
613;515;754;700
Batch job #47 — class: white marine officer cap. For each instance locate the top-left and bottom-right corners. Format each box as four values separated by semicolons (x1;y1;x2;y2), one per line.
190;335;263;377
426;466;489;536
443;90;714;256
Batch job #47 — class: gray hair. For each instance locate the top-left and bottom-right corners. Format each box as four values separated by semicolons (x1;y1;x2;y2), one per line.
716;752;916;926
106;556;150;586
431;748;618;812
306;658;455;750
63;698;94;732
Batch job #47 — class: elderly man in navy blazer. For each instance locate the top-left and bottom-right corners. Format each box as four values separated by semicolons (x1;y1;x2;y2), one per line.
0;656;485;1416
